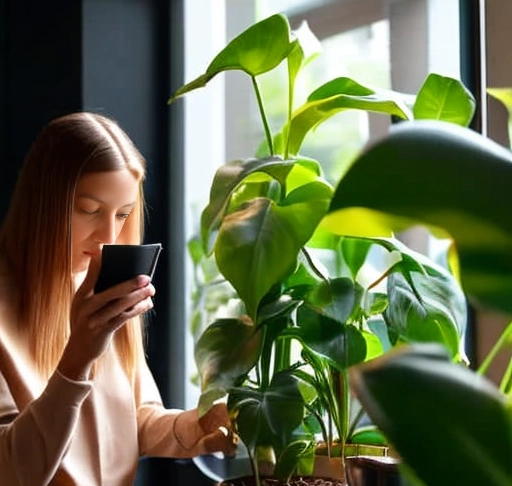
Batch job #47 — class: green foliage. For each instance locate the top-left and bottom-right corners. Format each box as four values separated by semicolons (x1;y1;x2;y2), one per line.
350;344;512;486
170;12;475;483
327;120;512;313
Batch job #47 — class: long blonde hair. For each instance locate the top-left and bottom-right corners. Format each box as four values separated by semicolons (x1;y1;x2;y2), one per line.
0;112;147;380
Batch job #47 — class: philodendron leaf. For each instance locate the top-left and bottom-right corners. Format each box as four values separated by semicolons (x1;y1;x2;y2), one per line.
385;271;466;360
326;119;512;313
168;14;292;102
293;304;367;370
304;277;358;323
215;181;332;319
357;236;467;359
340;237;373;280
285;77;413;155
228;371;306;452
201;157;321;253
413;73;476;126
194;317;263;414
350;344;512;486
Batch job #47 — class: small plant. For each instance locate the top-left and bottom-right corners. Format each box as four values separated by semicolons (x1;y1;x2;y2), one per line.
170;13;475;484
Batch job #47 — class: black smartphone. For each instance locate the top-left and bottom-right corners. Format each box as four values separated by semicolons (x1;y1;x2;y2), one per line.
94;243;163;293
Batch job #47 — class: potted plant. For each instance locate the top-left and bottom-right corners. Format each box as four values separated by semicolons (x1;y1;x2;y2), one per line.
169;13;475;486
323;101;512;485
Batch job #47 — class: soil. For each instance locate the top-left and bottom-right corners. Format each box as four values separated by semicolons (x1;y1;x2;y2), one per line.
220;476;345;486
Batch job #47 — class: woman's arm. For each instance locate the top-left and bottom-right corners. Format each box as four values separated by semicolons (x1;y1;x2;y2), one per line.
135;360;236;458
0;370;91;486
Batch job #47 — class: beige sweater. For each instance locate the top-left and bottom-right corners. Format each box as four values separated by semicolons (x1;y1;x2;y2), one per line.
0;270;221;486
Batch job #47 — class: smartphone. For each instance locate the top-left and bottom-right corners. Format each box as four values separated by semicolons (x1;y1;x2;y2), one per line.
94;243;163;293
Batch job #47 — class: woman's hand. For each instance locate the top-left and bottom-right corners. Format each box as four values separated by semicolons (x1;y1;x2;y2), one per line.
173;403;238;457
58;255;155;381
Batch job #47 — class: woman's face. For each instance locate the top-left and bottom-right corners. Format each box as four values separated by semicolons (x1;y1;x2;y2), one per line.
71;169;139;274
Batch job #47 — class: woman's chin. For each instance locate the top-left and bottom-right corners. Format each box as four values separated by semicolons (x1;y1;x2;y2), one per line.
72;255;91;275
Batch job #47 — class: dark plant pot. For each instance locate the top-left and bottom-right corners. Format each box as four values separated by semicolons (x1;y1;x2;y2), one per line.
345;455;404;486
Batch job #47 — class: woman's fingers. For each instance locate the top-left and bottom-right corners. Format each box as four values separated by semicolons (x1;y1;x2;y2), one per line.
95;289;155;331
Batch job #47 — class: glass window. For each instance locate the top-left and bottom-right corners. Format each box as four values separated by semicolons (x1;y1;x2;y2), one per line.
183;0;461;407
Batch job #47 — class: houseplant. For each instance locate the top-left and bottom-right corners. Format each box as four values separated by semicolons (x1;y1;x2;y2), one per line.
169;13;475;486
323;110;512;485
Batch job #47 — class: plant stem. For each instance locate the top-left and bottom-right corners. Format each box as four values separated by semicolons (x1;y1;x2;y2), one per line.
499;358;512;396
301;247;329;283
252;75;274;156
477;319;512;377
283;62;294;160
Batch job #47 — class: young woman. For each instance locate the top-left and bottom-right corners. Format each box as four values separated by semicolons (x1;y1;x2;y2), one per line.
0;112;234;486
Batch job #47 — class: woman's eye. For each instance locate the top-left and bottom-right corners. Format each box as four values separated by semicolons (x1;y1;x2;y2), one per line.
80;208;99;215
117;213;131;220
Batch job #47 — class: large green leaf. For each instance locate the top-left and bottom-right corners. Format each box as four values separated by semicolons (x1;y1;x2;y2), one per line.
350;344;512;486
201;157;297;253
285;77;413;155
194;317;263;413
325;119;512;313
292;304;367;370
215;181;332;319
201;157;323;253
385;272;466;359
228;371;306;452
304;277;358;323
168;14;292;101
413;73;476;125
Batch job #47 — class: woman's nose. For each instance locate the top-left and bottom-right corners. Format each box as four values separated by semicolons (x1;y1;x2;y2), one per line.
93;216;117;244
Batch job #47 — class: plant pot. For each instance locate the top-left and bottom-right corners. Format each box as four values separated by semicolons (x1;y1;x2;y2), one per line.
219;475;346;486
345;456;404;486
314;442;394;482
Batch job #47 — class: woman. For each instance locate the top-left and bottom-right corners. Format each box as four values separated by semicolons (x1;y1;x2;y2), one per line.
0;112;234;486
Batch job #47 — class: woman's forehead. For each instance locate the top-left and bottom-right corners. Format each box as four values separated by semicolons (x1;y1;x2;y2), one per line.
75;170;139;207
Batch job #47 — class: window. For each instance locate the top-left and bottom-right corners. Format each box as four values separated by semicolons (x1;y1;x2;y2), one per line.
183;0;462;407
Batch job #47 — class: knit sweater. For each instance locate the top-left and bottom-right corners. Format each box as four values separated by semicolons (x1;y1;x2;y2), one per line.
0;267;219;486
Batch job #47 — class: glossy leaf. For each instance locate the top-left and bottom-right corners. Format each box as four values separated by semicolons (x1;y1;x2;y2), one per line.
215;181;332;319
168;14;292;102
293;304;367;370
413;73;476;125
340;237;373;280
304;277;358;323
326;119;512;313
286;77;413;155
350;344;512;486
228;371;306;452
385;272;465;359
201;157;296;253
194;317;263;413
201;157;323;254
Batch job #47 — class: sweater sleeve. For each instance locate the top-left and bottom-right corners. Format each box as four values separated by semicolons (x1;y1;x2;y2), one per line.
0;370;92;486
135;360;235;458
